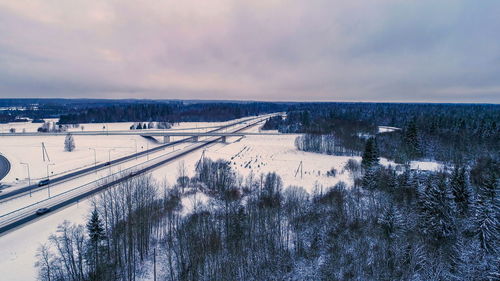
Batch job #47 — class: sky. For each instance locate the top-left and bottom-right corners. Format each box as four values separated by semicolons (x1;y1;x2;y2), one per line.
0;0;499;103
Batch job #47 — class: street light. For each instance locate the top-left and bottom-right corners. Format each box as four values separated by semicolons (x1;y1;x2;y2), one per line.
46;163;55;198
108;149;115;173
88;148;97;172
108;148;115;163
130;139;137;160
20;162;31;197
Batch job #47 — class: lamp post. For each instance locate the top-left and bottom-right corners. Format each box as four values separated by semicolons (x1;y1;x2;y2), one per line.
88;148;97;173
108;149;115;173
20;162;31;197
46;163;55;197
108;149;115;162
130;139;137;160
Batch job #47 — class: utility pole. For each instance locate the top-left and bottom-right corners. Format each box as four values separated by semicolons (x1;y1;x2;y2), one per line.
20;162;31;197
88;148;97;173
46;163;55;197
195;149;206;170
153;248;157;281
41;142;50;162
294;161;303;179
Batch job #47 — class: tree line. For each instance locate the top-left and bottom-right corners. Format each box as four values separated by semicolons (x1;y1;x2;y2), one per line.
58;103;286;124
263;103;499;163
36;154;499;280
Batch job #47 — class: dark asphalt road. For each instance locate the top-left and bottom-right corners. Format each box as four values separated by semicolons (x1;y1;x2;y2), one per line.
0;154;11;182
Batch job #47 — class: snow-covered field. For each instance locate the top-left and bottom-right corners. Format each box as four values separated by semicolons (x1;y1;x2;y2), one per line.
0;118;442;281
204;128;354;192
0;118;254;186
0;134;158;184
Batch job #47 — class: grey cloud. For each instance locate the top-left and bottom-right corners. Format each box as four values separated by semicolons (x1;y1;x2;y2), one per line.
0;0;498;102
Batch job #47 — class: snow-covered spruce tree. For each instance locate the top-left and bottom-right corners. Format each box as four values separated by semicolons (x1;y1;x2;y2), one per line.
361;137;379;169
403;119;421;160
417;173;459;274
450;166;471;217
469;156;499;255
474;171;499;255
87;208;106;280
419;175;457;241
64;133;75;152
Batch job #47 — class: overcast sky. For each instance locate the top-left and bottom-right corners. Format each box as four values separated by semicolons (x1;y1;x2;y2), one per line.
0;0;499;102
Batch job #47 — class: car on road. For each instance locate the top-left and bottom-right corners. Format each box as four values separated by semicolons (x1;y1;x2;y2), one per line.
36;207;50;215
38;179;50;186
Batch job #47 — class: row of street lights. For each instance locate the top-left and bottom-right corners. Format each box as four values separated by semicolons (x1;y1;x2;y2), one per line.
20;162;54;197
19;147;117;199
19;136;154;199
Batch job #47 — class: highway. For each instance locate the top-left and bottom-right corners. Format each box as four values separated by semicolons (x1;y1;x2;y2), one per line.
0;131;288;137
0;154;10;182
0;115;273;235
0;113;286;138
0;115;269;201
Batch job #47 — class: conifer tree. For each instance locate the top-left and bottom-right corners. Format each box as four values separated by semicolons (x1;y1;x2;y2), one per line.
475;172;499;254
64;133;75;152
87;209;106;280
451;167;471;217
404;120;421;159
418;175;457;244
362;137;379;169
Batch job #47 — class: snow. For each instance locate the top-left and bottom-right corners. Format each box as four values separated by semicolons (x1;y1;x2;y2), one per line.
0;135;158;184
409;160;443;171
0;200;92;281
0;118;256;186
378;126;400;133
203;127;355;192
0;118;262;281
379;157;443;171
0;118;256;134
0;116;442;280
180;191;210;216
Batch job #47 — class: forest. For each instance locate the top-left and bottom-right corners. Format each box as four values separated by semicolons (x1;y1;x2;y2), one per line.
35;154;499;281
3;99;498;165
30;102;499;280
263;103;499;164
0;99;287;124
57;102;286;124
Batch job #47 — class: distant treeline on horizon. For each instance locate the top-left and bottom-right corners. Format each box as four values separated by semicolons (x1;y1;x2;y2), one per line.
0;99;498;163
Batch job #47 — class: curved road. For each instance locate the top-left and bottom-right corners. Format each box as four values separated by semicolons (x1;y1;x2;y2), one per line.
0;154;11;182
